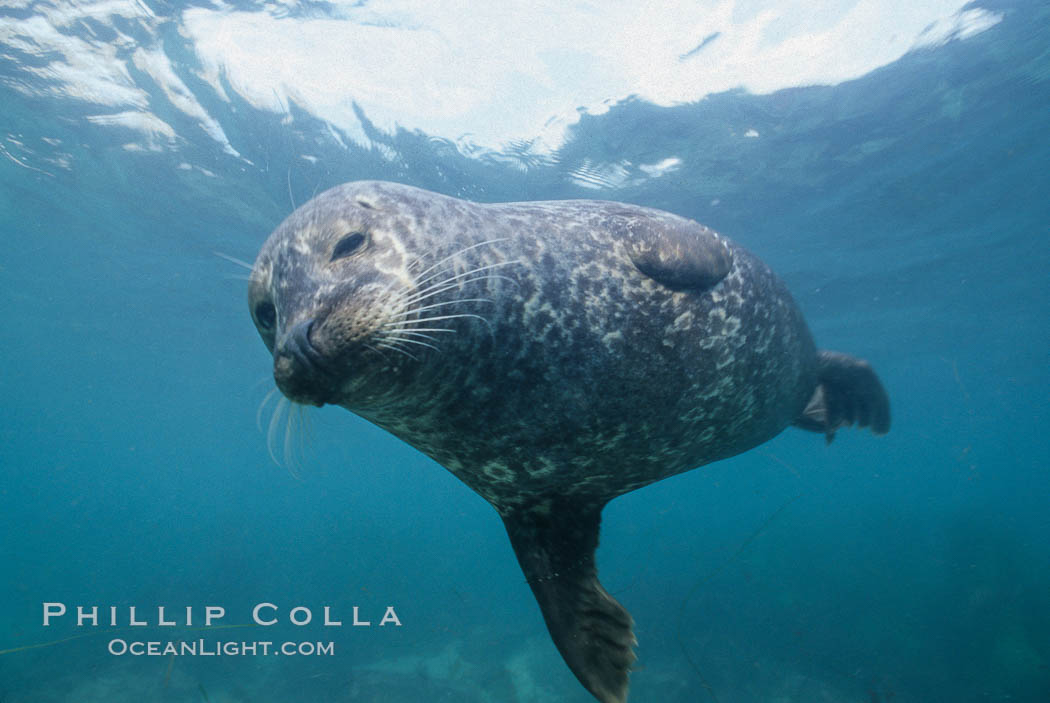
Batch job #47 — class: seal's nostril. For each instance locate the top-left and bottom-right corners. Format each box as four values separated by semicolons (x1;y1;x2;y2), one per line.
290;319;313;350
273;319;333;406
286;319;331;373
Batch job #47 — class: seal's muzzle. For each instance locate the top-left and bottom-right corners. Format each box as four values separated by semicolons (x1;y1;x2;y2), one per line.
273;319;335;406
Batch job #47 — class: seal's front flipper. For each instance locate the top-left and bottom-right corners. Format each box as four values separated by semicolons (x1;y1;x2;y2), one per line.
794;350;891;443
502;499;635;703
607;207;733;291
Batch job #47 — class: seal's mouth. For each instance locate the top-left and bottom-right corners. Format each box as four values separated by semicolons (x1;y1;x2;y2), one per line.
273;319;339;407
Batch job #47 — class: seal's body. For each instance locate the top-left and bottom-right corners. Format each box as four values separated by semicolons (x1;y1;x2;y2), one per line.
248;181;890;703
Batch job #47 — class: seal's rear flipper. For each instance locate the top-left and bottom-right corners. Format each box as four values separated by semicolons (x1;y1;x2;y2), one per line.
502;499;635;703
794;350;891;443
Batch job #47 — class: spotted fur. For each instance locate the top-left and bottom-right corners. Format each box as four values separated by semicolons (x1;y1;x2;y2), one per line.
248;181;889;703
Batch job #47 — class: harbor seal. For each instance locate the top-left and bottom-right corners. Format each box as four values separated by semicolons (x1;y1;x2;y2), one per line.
247;181;890;703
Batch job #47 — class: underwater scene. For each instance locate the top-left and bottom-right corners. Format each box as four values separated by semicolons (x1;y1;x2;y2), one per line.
1;1;1048;701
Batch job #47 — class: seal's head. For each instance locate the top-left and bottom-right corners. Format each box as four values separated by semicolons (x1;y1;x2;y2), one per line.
248;183;422;408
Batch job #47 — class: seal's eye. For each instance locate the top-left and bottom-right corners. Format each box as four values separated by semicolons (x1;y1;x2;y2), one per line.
255;301;277;331
331;231;367;261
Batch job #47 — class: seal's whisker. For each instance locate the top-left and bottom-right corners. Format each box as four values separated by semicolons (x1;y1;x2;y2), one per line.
389;328;454;338
257;387;281;432
405;244;438;273
388;314;493;335
375;333;425;348
400;275;518;309
394;283;463;309
378;336;441;353
383;313;488;327
387;298;493;319
382;331;443;348
267;396;289;466
375;341;420;362
382;331;444;345
373;275;411;307
295;402;313;446
252;375;273;390
412;238;510;285
224;274;253;282
214;251;254;271
363;343;390;362
287;167;296;210
404;240;447;273
401;264;520;300
373;252;454;304
284;404;305;481
394;282;506;320
408;261;522;302
411;261;520;299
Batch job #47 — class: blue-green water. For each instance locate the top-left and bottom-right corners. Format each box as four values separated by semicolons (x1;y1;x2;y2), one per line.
1;1;1048;701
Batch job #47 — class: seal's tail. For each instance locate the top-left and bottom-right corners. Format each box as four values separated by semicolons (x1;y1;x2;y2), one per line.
793;350;891;444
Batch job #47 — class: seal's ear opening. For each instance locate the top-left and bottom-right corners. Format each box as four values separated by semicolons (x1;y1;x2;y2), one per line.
793;350;891;443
